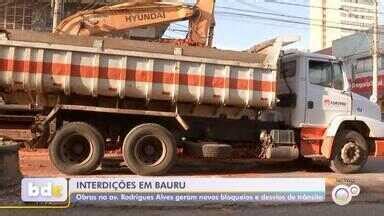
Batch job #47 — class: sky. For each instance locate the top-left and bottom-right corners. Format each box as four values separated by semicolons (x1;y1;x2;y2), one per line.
213;0;311;50
165;0;384;51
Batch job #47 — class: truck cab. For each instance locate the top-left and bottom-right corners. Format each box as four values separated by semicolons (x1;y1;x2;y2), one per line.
279;51;384;173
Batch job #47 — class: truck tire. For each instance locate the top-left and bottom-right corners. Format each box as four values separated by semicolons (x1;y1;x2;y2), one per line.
122;124;176;176
49;122;104;175
330;130;369;174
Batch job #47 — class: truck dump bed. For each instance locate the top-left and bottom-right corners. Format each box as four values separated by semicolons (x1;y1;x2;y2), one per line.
0;30;282;108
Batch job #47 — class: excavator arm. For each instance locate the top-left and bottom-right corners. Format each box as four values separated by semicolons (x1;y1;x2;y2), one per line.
188;0;215;46
55;0;215;47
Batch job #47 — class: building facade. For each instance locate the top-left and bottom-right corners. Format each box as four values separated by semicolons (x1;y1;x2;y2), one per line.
332;28;384;108
0;0;124;32
310;0;376;51
0;0;180;39
0;0;35;30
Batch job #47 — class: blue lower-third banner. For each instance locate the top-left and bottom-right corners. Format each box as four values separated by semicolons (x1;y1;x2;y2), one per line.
68;177;325;204
21;177;325;203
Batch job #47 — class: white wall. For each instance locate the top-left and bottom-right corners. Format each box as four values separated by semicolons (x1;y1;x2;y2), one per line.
310;0;376;52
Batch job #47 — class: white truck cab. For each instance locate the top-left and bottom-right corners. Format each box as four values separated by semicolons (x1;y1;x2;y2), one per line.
279;50;384;173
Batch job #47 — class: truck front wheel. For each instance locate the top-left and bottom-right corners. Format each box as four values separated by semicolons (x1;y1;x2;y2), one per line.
49;122;105;175
122;124;176;176
330;130;369;174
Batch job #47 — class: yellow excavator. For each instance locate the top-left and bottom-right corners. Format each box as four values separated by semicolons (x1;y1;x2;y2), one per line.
55;0;215;47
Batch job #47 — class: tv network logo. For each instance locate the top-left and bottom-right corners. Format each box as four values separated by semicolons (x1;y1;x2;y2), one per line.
21;178;68;202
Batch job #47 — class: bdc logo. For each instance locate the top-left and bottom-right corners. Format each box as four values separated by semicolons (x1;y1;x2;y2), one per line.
22;178;68;202
27;182;63;198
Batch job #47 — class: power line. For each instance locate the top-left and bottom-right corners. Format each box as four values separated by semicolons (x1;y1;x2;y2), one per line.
217;13;310;31
215;11;384;35
216;6;371;29
168;28;188;33
238;0;281;14
263;0;384;15
173;23;188;29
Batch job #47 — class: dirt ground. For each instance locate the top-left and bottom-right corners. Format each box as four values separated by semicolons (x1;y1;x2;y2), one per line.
20;149;63;177
18;149;384;179
19;148;335;177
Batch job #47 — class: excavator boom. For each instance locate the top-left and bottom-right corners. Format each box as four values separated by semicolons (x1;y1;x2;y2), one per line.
56;1;194;36
55;0;215;47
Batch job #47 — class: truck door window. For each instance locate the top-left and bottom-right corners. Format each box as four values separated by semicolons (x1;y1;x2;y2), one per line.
280;60;296;78
309;60;344;90
332;63;344;90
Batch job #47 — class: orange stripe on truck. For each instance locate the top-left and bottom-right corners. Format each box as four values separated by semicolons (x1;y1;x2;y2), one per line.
300;127;327;156
0;58;276;92
301;127;326;140
375;140;384;157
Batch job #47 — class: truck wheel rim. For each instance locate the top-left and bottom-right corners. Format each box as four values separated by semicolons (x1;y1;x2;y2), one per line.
60;134;93;165
341;142;361;164
134;135;166;167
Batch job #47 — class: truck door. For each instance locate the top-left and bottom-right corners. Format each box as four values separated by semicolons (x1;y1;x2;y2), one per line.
305;59;352;126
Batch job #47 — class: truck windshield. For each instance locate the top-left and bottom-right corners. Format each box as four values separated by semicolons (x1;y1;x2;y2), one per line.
309;60;344;90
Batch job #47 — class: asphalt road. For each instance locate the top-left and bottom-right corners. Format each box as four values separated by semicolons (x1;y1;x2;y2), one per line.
1;202;383;216
1;150;382;215
16;149;384;197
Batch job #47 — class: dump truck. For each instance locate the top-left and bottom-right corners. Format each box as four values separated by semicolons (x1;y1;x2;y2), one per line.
0;29;384;176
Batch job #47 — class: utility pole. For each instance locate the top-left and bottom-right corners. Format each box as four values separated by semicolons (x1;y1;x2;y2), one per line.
370;0;379;104
321;0;327;49
52;0;64;32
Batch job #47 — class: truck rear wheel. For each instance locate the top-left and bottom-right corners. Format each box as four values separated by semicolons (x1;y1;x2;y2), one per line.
122;124;176;176
49;122;104;175
330;130;368;174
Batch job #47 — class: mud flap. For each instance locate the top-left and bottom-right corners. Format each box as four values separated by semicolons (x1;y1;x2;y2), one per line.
374;140;384;157
321;136;335;159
